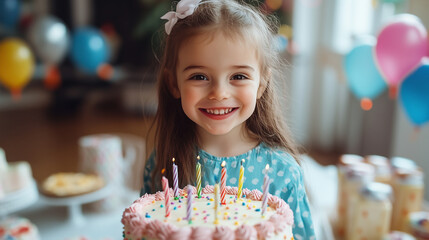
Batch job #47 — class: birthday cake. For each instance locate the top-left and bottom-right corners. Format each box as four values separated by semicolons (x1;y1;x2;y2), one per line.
121;185;294;240
0;217;40;240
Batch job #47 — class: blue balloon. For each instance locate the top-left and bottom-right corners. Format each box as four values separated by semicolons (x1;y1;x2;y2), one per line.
344;42;387;100
399;60;429;126
0;0;21;29
70;28;109;74
275;35;288;52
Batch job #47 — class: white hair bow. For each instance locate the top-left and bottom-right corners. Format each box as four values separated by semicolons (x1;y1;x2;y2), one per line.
161;0;202;35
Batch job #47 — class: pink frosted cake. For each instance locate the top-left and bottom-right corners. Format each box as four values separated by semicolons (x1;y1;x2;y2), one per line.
0;217;40;240
122;185;294;240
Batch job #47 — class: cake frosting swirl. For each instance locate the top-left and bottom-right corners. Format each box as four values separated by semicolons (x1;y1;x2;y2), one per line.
122;185;294;240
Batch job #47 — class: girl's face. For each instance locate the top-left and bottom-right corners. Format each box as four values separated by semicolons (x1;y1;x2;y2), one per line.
174;32;264;137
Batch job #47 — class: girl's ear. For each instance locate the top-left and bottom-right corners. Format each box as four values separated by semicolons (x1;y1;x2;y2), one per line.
165;69;181;98
257;80;267;99
257;71;269;99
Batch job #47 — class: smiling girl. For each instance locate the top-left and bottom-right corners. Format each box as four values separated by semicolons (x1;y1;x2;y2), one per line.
141;0;315;238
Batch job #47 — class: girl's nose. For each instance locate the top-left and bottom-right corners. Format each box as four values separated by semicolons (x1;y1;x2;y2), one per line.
208;81;230;101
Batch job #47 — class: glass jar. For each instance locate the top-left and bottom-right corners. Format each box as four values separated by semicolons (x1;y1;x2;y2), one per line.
366;155;392;184
337;160;374;238
336;154;365;238
391;168;424;232
347;182;392;240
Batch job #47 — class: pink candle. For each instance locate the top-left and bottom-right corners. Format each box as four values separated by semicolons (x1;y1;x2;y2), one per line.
261;164;270;217
187;185;193;223
161;173;170;217
221;161;226;205
172;158;179;198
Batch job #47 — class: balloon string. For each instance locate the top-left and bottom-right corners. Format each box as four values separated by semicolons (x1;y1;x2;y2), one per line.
389;85;398;99
10;88;22;101
410;127;420;141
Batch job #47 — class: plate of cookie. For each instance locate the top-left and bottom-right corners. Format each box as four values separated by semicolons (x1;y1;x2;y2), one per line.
39;172;112;206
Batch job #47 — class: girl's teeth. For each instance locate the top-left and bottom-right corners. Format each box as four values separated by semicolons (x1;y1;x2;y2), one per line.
206;108;233;115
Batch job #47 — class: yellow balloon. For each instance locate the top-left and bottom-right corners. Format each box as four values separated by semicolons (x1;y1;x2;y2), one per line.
278;24;293;39
0;38;35;93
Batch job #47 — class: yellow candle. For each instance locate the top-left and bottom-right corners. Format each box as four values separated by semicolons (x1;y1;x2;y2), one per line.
214;183;219;224
237;159;245;200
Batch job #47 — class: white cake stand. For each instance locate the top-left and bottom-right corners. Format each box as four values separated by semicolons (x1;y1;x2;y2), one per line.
39;184;113;226
0;180;39;219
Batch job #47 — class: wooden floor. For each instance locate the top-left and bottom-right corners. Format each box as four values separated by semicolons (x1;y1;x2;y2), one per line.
0;106;340;183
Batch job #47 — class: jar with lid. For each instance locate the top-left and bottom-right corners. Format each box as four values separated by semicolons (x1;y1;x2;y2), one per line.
337;160;374;238
347;182;392;240
366;155;392;184
391;168;424;232
336;154;365;238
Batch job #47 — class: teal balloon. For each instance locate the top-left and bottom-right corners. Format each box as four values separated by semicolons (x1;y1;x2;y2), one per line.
399;59;429;126
70;28;109;74
344;42;387;99
0;0;21;29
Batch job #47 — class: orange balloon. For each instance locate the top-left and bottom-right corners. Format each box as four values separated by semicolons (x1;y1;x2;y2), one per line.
0;38;35;94
265;0;283;11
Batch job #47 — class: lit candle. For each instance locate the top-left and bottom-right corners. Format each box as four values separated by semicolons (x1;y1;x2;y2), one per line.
187;185;193;223
172;158;179;199
220;161;226;205
196;156;202;198
237;159;245;200
161;169;170;217
261;164;270;217
214;183;220;224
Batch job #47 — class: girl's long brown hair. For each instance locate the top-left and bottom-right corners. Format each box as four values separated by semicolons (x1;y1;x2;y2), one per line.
149;0;300;191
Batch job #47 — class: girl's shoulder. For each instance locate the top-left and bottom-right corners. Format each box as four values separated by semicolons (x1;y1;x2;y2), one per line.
259;143;300;168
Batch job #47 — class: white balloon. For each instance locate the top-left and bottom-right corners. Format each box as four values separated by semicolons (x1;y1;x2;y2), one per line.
27;15;70;65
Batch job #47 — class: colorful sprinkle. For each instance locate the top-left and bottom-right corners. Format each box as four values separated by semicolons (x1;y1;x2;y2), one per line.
145;213;151;218
255;209;261;212
160;204;164;208
234;221;239;225
174;206;177;210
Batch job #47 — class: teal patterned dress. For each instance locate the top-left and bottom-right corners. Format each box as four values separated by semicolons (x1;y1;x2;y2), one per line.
141;143;316;239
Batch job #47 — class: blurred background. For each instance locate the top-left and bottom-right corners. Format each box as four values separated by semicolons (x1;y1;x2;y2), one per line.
0;0;429;239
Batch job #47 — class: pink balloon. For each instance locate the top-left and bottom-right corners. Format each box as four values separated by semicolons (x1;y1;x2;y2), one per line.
375;14;428;86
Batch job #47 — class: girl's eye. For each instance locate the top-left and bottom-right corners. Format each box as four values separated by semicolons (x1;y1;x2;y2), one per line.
231;74;248;80
190;74;208;81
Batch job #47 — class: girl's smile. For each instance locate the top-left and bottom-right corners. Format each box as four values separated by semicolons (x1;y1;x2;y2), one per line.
199;107;239;120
